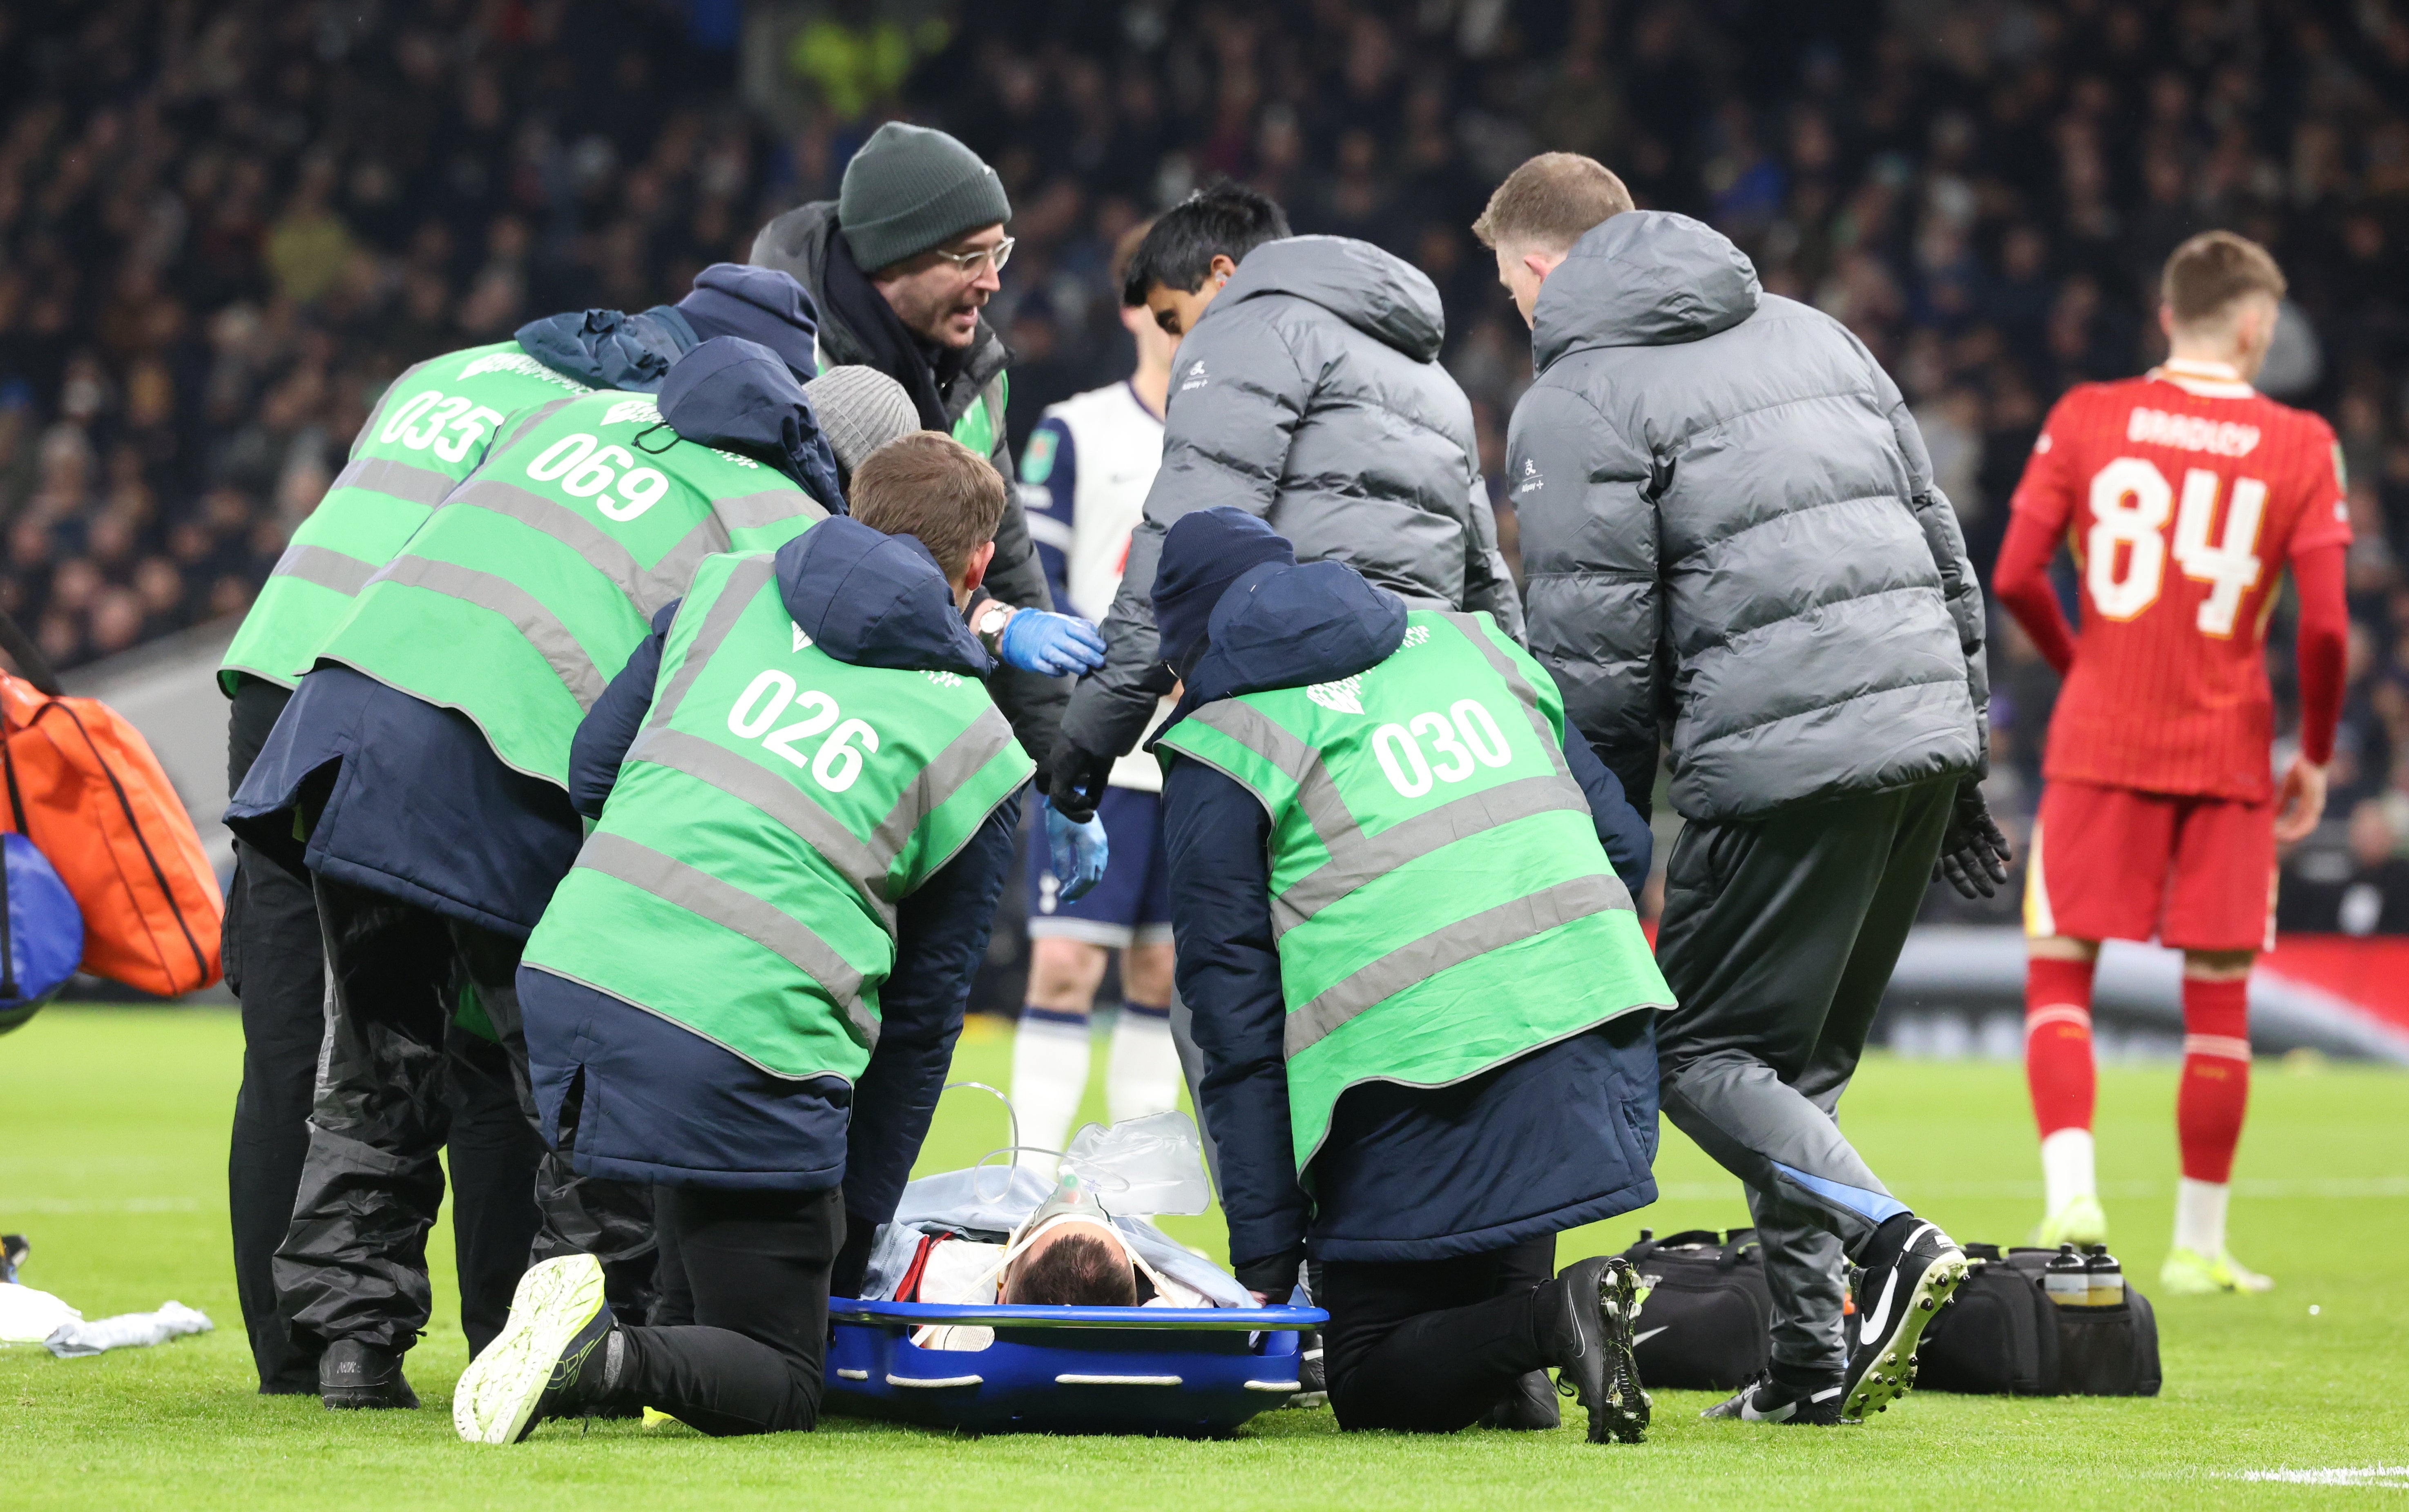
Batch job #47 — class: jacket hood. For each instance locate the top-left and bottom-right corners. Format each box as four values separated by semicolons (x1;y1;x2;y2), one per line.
674;263;820;380
515;305;699;393
1218;235;1445;363
1155;559;1408;741
774;516;991;676
1532;211;1762;371
656;336;846;511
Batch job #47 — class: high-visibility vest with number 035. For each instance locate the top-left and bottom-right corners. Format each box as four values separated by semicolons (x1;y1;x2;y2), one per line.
218;341;595;695
313;390;831;788
1152;609;1674;1171
521;550;1033;1082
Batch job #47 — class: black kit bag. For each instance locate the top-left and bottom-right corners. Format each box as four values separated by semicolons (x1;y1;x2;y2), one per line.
1617;1228;1773;1391
1916;1245;2161;1397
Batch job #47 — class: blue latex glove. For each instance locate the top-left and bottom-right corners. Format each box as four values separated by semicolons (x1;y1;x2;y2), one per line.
998;609;1107;676
1042;797;1110;903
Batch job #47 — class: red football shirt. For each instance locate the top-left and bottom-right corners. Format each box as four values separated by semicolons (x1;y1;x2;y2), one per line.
2007;359;2351;802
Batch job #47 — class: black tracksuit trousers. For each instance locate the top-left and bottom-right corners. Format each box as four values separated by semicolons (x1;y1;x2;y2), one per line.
1320;1236;1558;1433
270;872;546;1357
1652;777;1956;1379
610;1186;842;1437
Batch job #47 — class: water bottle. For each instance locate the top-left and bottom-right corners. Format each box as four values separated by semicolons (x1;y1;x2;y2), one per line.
2084;1244;2123;1307
2043;1243;2089;1307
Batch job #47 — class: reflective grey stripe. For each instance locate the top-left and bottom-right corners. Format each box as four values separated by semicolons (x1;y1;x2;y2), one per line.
576;831;878;1047
1438;612;1569;778
440;477;712;618
1186;701;1357;856
715;487;828;530
331;455;459;506
268;542;379;597
870;705;1023;870
370;555;606;709
646;554;776;731
495;395;580;456
625;725;897;930
1284;872;1631;1058
1271;772;1592;937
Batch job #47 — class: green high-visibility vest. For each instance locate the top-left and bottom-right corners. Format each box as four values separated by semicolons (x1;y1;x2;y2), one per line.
949;372;1006;461
218;341;593;695
522;550;1032;1081
313;390;829;788
1155;610;1674;1171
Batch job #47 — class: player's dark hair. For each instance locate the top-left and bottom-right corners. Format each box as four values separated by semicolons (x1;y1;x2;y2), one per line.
1008;1233;1139;1307
1122;182;1291;304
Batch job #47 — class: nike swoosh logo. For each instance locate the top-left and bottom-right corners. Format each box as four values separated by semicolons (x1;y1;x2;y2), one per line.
1633;1327;1668;1345
1859;1269;1899;1344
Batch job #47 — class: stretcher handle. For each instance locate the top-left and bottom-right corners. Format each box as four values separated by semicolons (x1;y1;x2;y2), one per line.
829;1296;1327;1332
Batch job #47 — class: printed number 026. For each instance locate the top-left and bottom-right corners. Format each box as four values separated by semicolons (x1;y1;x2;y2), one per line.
525;432;671;522
1372;700;1514;798
728;670;879;792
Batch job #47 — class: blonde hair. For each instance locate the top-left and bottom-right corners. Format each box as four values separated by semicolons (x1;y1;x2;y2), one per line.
1474;153;1635;252
847;431;1007;577
2161;231;2286;328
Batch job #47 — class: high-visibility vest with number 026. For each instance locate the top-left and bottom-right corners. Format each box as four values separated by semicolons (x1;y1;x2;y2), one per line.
1152;609;1674;1171
520;549;1032;1082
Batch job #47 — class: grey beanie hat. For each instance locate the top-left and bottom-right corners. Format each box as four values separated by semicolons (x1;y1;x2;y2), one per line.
837;121;1012;272
804;365;920;482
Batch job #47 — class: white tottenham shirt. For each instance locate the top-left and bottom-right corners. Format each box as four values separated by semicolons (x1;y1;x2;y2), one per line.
1018;379;1173;792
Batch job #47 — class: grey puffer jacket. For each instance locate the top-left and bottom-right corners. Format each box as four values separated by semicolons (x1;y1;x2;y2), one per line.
1508;211;1985;823
1058;235;1520;762
750;201;1067;773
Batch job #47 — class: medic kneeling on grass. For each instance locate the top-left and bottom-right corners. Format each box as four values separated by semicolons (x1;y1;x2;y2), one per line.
451;432;1105;1443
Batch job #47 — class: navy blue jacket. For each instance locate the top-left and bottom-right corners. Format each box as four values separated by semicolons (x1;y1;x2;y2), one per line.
225;334;847;936
1153;560;1659;1290
523;518;1023;1243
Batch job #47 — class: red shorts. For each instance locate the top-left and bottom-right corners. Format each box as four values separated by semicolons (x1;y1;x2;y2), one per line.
2024;780;2276;953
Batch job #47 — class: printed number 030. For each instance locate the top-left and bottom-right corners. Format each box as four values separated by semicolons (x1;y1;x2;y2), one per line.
377;390;507;466
525;432;671;522
1372;700;1514;798
728;670;879;792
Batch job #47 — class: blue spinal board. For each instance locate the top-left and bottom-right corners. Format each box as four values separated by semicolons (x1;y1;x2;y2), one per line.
824;1297;1327;1436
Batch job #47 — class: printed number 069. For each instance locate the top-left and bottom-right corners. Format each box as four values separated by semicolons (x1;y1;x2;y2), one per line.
525;432;670;521
728;670;879;792
1373;700;1513;798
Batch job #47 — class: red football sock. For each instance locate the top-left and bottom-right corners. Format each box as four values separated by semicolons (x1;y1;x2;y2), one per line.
2024;956;2097;1137
2178;975;2252;1184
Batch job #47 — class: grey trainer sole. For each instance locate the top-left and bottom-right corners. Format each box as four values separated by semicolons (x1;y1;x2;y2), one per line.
453;1254;609;1445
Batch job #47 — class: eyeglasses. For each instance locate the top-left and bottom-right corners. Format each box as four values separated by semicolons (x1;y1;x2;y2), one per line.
932;236;1015;277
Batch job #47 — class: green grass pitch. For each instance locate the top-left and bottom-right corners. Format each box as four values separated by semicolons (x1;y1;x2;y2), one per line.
5;1006;2405;1508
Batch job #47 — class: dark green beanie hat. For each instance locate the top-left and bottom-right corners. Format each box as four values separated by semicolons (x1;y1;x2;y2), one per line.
837;122;1012;273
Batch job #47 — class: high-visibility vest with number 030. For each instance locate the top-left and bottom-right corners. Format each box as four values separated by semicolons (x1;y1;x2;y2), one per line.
1153;609;1674;1171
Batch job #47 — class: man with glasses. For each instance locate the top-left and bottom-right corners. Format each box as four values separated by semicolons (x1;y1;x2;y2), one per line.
752;123;1078;783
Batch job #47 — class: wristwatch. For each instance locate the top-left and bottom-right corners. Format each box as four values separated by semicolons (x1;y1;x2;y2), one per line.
970;599;1016;659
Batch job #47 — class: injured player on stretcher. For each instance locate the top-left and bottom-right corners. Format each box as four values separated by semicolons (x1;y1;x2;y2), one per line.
858;1114;1251;1347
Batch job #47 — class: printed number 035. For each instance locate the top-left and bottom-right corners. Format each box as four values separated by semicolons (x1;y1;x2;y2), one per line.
525;432;670;522
1373;700;1514;798
377;390;507;466
728;670;879;792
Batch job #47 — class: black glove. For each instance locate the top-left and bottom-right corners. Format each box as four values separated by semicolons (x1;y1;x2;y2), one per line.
1045;739;1116;824
831;1209;879;1301
1933;779;2013;899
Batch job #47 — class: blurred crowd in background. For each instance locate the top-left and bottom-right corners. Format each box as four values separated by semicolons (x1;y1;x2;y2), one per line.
3;0;2407;925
